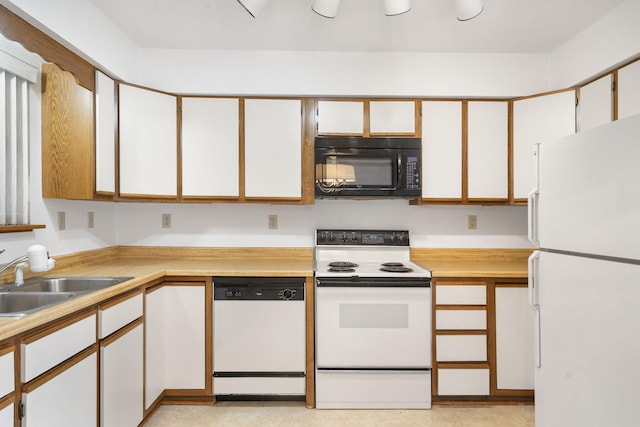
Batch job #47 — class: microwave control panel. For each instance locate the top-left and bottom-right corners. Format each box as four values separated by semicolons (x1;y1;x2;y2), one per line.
405;156;420;190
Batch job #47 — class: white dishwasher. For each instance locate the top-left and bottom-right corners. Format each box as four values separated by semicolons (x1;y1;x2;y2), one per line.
213;276;306;400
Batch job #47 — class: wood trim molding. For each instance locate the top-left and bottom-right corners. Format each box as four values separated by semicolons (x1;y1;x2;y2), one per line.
0;224;45;234
0;5;95;90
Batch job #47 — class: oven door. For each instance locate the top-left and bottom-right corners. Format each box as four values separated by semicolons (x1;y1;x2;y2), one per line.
315;283;431;368
315;150;401;196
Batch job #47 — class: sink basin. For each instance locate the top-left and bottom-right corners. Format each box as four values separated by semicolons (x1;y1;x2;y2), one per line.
13;277;133;293
0;292;75;317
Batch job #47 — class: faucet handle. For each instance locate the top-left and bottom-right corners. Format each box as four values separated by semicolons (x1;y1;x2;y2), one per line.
0;249;5;255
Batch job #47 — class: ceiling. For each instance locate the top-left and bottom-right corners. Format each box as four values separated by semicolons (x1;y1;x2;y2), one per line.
87;0;625;53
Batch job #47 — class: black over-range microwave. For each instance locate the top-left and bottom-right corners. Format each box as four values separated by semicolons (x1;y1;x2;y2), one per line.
314;136;421;198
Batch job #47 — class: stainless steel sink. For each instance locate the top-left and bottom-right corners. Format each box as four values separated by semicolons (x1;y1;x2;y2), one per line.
0;276;133;317
0;292;75;317
14;277;133;293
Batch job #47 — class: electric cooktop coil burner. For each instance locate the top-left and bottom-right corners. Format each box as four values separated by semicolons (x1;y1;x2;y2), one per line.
327;261;359;273
329;262;359;268
379;264;414;273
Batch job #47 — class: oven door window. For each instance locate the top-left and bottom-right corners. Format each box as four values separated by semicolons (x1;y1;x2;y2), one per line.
316;155;398;190
316;287;431;368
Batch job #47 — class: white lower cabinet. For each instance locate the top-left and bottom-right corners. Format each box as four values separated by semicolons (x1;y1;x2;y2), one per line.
495;286;535;390
100;322;143;427
437;368;490;396
0;347;14;399
0;401;13;426
145;282;206;410
22;351;97;427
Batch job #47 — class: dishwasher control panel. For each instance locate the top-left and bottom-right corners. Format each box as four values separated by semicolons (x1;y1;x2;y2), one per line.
213;276;305;301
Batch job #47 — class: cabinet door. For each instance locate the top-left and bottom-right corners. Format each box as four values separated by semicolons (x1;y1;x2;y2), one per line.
617;60;640;120
101;323;143;427
244;99;302;199
95;70;116;194
119;84;177;197
317;100;364;134
495;286;534;390
0;347;13;399
0;401;12;427
144;287;165;410
41;63;94;200
512;91;575;200
181;97;240;197
467;101;508;200
421;101;462;199
369;101;416;134
22;352;97;427
578;74;613;132
164;285;206;389
145;284;206;403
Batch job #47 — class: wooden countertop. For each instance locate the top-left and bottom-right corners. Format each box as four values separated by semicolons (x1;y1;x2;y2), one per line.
411;248;531;278
0;246;532;341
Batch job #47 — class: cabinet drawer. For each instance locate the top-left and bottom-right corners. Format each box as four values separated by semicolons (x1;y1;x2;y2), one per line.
99;293;143;339
436;285;486;305
436;335;487;362
0;349;13;398
435;309;486;330
0;400;13;426
22;313;96;382
438;368;490;395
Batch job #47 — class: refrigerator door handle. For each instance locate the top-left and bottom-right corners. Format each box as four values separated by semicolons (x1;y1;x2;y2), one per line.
528;187;540;247
528;251;542;368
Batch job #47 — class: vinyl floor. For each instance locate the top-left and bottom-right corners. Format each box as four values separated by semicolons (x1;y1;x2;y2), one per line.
143;401;535;426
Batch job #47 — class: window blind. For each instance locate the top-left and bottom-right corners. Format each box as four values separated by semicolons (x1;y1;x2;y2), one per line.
0;69;29;225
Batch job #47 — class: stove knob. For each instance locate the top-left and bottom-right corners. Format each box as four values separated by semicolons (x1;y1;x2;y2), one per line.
350;232;358;242
328;233;335;242
282;289;294;300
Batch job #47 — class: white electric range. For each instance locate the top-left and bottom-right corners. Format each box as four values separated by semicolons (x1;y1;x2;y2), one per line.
314;229;432;409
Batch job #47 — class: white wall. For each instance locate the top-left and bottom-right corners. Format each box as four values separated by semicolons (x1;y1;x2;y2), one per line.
138;49;549;98
550;0;640;87
115;201;530;249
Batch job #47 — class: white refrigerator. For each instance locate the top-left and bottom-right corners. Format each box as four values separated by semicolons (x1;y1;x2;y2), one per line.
528;113;640;427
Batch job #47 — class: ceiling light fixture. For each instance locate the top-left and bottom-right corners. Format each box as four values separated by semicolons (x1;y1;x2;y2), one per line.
312;0;341;18
454;0;484;21
237;0;270;18
384;0;411;16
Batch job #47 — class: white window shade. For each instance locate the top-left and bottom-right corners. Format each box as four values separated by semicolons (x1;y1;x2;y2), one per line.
0;34;38;226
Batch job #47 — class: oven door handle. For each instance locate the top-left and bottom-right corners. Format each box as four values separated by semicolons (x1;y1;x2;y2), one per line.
316;277;430;287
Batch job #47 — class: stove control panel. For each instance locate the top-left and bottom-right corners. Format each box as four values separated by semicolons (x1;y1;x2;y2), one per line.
316;229;410;246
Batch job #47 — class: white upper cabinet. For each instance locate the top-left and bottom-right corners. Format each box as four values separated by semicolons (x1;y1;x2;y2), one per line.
317;100;363;134
181;97;240;197
95;71;116;193
369;101;416;134
512;91;575;200
467;101;508;200
421;101;462;199
578;74;613;132
617;60;640;120
244;99;302;199
119;84;177;197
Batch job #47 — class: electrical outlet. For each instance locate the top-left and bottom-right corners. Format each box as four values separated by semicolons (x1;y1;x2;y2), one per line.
162;213;172;229
57;212;66;230
87;211;95;229
468;214;478;230
268;214;278;230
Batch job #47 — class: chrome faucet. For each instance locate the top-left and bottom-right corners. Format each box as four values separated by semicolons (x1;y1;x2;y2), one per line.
0;254;29;286
1;245;55;287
